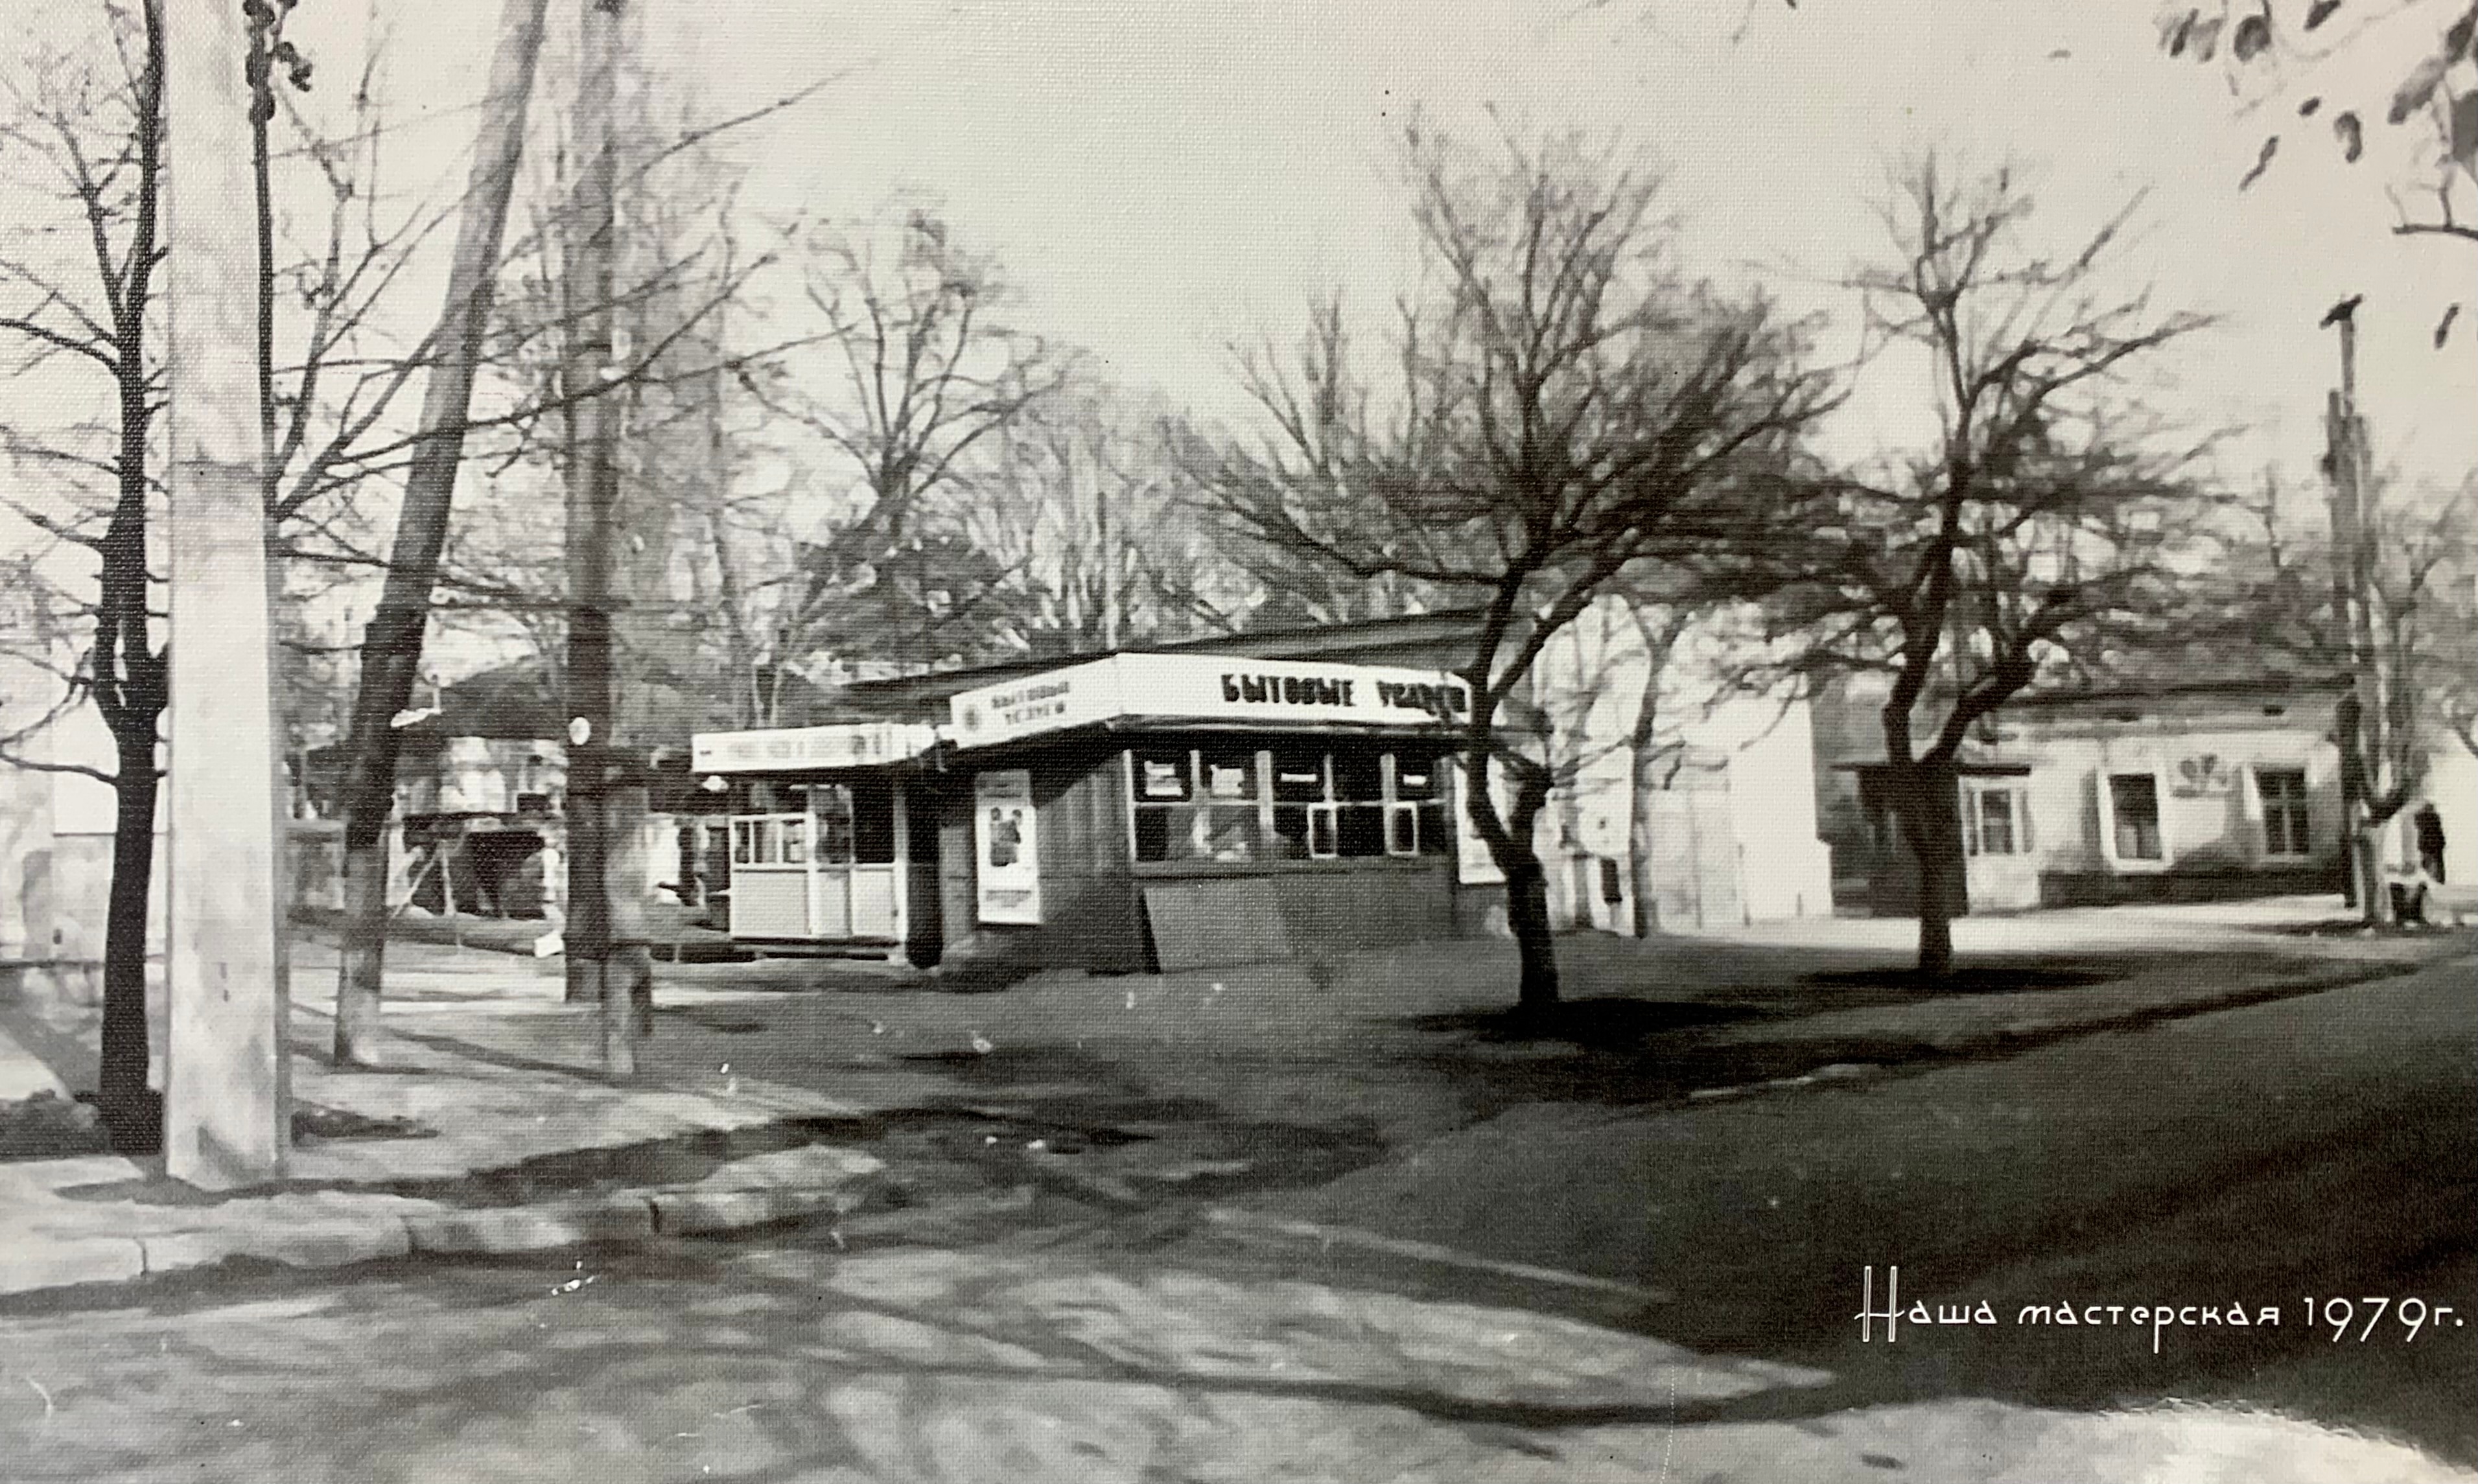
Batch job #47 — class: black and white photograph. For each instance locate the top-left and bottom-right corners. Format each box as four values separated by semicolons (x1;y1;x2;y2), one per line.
1;1;2473;1479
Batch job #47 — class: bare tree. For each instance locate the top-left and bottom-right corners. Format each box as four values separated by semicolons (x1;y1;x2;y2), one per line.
734;205;1074;678
1192;128;1835;1014
0;1;170;1141
329;0;549;1066
1619;596;1701;936
1759;157;2225;977
2212;469;2478;902
957;385;1251;657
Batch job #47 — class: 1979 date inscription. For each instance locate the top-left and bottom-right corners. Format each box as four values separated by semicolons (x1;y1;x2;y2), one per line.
1856;1268;2467;1354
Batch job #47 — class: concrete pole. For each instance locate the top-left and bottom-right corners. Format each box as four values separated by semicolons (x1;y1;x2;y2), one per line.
2324;302;2392;925
161;0;289;1186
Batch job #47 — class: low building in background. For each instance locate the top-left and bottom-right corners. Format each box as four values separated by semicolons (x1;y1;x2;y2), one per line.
1821;677;2477;916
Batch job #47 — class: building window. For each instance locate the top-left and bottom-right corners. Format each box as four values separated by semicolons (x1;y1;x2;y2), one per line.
800;782;896;866
1388;754;1450;858
1963;782;2028;857
1131;747;1195;864
2108;772;2163;862
1269;747;1331;860
1197;745;1263;861
1131;745;1450;865
731;814;803;866
2257;767;2309;859
730;785;895;870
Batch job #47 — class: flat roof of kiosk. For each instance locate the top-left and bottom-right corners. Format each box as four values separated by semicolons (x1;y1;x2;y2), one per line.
946;654;1472;752
829;607;1490;717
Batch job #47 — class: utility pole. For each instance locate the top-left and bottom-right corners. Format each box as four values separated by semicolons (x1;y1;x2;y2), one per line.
563;0;645;1074
162;0;288;1185
2322;296;2392;926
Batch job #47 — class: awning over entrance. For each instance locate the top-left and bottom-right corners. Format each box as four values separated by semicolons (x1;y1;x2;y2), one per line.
945;653;1472;750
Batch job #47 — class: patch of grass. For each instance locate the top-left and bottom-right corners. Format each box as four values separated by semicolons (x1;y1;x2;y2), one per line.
290;1104;437;1144
0;1091;111;1159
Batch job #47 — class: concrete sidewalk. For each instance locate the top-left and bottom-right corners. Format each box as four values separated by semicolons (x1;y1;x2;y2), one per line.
1;942;887;1299
5;896;2462;1302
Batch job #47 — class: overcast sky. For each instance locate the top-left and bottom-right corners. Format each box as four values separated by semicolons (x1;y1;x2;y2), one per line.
29;1;2478;502
422;0;2462;491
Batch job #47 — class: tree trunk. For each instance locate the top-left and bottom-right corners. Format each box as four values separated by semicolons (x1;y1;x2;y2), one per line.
97;739;161;1148
1900;762;1962;978
1506;853;1560;1014
1626;766;1659;939
1500;767;1560;1015
91;0;168;1152
1623;607;1681;939
331;832;388;1062
330;0;550;1062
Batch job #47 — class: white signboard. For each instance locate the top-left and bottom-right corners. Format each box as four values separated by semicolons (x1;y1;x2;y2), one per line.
691;722;937;774
948;658;1122;748
974;769;1042;925
947;654;1471;750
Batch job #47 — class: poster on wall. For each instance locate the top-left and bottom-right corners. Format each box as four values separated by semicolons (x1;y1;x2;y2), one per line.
974;769;1042;925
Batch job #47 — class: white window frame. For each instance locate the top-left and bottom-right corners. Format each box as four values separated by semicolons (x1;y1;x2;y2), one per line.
2099;769;2169;872
1961;779;2031;859
729;811;810;869
2252;765;2312;861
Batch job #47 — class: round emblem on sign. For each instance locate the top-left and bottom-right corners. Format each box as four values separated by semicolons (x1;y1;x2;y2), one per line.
961;704;982;732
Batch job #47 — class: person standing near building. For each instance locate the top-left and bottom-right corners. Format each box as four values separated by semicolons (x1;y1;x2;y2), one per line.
2413;804;2448;884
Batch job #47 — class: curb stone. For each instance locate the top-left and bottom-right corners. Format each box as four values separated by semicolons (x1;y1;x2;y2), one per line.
0;1233;146;1295
403;1195;657;1256
649;1185;856;1235
141;1218;415;1278
0;1145;888;1299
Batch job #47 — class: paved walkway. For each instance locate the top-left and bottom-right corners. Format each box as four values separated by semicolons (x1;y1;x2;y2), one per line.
2;896;2464;1303
3;1240;2470;1483
1;939;885;1296
3;899;2472;1479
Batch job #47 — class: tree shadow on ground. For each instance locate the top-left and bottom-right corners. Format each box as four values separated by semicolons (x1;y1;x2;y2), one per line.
1797;962;2125;993
1407;997;1770;1045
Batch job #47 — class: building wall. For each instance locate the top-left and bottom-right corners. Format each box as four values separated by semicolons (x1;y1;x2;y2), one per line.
427;737;565;817
937;739;1149;973
2424;744;2477;885
1998;709;2344;903
935;735;1473;973
1532;611;1836;934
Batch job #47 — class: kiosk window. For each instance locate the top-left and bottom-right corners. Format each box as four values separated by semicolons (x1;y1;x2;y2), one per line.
812;786;855;864
1270;748;1328;861
1136;745;1447;865
1198;746;1262;861
1388;753;1451;857
1133;748;1198;863
849;778;897;865
729;813;806;866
